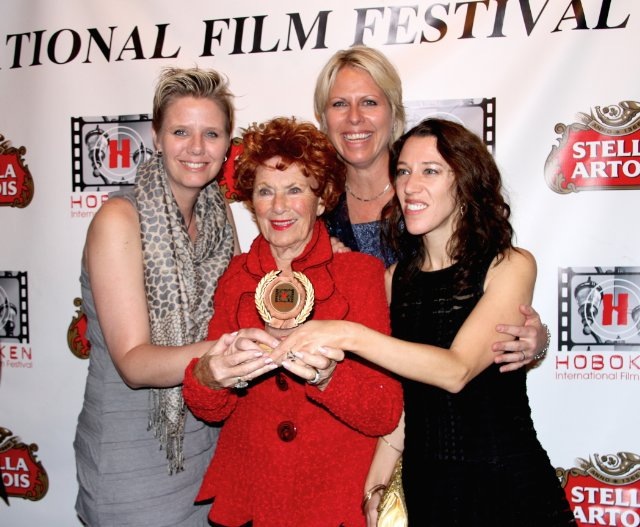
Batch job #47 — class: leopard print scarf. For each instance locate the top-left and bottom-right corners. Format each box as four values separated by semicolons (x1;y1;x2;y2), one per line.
135;154;233;474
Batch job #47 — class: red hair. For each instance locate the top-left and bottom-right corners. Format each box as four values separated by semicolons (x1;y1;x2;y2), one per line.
235;117;345;212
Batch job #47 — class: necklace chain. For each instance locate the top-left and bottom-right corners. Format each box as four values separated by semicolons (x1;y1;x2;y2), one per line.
345;182;391;202
184;207;195;231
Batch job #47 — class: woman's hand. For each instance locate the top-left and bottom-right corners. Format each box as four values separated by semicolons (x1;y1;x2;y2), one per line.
280;346;341;390
276;320;348;360
330;236;352;254
363;490;383;527
275;321;348;390
194;329;280;389
492;305;550;372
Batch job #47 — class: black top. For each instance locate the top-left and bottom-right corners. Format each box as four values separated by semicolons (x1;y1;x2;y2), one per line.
390;258;576;526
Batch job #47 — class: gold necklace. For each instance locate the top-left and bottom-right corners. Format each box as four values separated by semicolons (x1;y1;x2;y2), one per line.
345;182;391;202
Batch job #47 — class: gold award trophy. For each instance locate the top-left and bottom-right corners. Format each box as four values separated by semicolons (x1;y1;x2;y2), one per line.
255;270;315;348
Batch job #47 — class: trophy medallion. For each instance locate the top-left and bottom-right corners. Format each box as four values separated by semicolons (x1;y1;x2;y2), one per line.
255;270;314;340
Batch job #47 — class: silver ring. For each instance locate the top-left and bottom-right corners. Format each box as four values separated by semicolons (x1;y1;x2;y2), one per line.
233;377;249;389
307;368;321;385
520;351;526;362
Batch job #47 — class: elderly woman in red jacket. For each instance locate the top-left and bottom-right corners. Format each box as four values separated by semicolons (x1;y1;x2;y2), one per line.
182;116;403;527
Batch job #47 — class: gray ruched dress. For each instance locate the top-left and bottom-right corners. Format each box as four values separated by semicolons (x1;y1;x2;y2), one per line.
74;262;218;526
73;188;220;526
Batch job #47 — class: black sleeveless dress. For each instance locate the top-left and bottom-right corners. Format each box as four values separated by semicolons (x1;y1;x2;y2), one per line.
390;259;576;526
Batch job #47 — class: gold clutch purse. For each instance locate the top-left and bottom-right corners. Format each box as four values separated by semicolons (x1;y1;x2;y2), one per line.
377;456;408;527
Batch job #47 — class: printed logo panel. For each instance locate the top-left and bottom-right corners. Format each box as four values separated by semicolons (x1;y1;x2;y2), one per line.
0;134;34;208
558;451;640;526
555;267;640;381
559;267;640;350
0;272;29;343
67;297;91;359
545;101;640;193
0;428;48;503
71;115;154;192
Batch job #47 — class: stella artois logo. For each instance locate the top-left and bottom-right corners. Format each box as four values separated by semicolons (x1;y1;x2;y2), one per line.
545;101;640;193
558;451;640;526
0;134;34;208
68;297;91;359
0;427;48;502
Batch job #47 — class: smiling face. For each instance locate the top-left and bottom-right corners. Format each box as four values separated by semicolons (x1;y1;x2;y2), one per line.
152;95;230;199
323;66;393;172
253;158;326;265
395;135;459;243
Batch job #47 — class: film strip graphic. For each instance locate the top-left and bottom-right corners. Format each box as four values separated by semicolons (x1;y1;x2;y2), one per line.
478;97;496;154
404;97;497;154
0;271;29;343
558;267;640;351
71;115;153;192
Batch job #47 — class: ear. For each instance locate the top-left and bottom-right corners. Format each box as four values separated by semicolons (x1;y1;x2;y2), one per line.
316;198;326;217
151;129;159;151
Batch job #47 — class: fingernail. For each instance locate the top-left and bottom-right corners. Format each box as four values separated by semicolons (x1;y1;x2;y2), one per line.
318;346;328;355
294;352;303;359
264;357;274;364
254;351;264;358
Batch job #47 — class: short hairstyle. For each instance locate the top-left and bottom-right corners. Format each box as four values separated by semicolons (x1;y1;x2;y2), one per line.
235;117;346;213
313;46;405;147
386;118;514;290
152;67;234;136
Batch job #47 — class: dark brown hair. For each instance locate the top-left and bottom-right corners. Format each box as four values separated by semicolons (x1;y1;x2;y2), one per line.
385;118;514;290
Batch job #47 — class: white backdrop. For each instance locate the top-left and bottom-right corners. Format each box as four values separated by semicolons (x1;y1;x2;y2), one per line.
1;1;638;525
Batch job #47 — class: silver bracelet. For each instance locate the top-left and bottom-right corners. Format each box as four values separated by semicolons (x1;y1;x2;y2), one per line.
533;324;550;361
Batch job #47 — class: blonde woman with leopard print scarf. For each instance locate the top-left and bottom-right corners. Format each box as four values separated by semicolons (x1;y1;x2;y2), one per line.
74;67;278;527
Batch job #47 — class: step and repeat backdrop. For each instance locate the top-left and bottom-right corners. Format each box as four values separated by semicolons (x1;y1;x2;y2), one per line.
1;1;638;525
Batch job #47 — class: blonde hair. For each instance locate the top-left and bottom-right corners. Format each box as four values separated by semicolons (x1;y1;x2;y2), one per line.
313;46;405;147
152;67;234;136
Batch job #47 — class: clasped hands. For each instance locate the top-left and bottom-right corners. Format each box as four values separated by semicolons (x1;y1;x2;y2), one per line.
193;324;344;391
